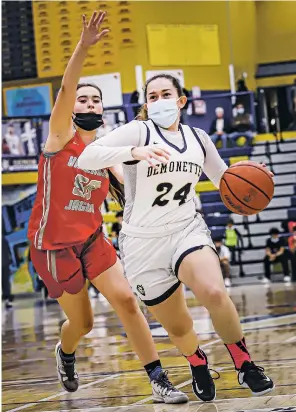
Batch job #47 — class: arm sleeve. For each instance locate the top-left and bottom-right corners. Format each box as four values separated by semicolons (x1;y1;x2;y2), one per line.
78;121;142;170
197;129;228;188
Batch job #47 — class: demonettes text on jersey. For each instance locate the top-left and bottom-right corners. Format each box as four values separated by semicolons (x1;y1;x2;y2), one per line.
78;120;228;233
28;132;109;250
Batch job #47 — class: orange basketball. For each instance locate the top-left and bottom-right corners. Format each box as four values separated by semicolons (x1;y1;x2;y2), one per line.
220;161;274;216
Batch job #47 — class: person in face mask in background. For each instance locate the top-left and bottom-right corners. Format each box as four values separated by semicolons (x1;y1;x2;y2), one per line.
263;228;291;284
28;12;188;404
78;74;274;403
228;103;255;147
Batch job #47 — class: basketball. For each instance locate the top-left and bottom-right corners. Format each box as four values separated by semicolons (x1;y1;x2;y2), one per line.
220;161;274;215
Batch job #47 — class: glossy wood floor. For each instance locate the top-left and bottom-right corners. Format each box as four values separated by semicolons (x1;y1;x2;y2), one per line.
2;283;296;412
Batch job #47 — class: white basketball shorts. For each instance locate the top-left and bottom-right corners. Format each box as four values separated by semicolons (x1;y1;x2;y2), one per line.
118;217;216;306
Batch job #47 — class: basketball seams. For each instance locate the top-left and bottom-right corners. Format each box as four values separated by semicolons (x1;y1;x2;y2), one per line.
224;171;272;201
229;163;274;184
220;177;261;212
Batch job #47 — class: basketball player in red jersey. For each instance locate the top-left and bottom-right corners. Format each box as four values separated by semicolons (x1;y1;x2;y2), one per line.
27;11;188;403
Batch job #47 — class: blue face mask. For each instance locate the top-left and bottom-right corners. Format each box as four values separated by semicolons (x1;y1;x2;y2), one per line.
147;98;180;128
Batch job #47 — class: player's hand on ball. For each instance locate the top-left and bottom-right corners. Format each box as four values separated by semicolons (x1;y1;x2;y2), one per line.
260;163;274;178
80;11;109;48
131;146;171;167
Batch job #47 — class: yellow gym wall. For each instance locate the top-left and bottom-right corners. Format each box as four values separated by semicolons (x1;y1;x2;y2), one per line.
228;1;257;90
256;1;296;64
122;1;232;92
255;1;296;88
120;1;259;92
2;1;296;95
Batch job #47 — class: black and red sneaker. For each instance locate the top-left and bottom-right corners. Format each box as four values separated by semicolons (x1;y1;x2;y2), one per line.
189;349;219;402
238;361;274;396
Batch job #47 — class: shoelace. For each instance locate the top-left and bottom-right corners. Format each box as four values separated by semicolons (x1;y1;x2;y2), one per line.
245;363;266;378
62;359;76;381
155;370;176;393
209;368;220;380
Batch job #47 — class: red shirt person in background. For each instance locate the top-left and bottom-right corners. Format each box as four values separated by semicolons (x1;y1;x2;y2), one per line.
28;11;188;403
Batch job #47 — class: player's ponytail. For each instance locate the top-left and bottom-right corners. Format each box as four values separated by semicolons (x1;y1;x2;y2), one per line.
108;170;125;209
136;105;148;121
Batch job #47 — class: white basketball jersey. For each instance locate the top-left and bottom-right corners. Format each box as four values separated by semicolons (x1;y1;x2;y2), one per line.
122;120;206;230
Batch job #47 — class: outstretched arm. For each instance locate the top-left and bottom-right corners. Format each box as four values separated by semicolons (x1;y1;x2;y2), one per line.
45;11;109;152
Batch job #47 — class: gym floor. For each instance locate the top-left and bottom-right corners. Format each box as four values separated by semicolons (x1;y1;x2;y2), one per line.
2;283;296;412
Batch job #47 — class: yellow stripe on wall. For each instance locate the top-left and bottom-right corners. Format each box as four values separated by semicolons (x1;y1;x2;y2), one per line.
196;181;218;193
2;172;38;185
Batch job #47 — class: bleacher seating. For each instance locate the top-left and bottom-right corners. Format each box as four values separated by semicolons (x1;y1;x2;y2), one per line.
201;137;296;278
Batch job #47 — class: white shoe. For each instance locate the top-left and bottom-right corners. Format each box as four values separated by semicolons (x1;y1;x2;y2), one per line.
284;276;291;283
55;342;79;392
151;370;189;404
224;278;232;287
261;277;270;284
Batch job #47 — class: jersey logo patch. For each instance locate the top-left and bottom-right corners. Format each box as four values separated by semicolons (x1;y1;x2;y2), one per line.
73;174;102;201
136;285;146;296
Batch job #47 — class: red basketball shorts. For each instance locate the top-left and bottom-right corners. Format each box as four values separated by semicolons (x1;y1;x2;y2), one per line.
30;231;117;299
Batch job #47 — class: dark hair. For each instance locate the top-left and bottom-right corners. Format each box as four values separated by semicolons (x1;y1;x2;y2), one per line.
292;225;296;232
227;218;234;225
108;170;125;209
138;74;184;120
77;83;103;100
116;211;123;218
213;237;223;243
270;227;279;235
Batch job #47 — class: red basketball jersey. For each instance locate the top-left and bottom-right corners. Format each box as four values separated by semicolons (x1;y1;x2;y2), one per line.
28;132;109;250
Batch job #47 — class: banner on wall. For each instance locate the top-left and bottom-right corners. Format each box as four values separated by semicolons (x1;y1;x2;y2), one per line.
2;119;42;172
3;83;53;117
79;73;123;108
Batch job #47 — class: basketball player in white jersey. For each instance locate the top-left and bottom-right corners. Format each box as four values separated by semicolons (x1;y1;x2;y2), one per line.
78;74;274;401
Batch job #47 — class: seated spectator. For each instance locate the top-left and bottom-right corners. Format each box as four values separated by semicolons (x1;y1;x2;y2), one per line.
263;228;291;284
209;107;232;149
228;103;255;147
224;218;243;264
214;238;232;287
288;225;296;281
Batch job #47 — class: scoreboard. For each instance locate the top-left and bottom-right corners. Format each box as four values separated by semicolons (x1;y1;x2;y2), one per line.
2;1;37;81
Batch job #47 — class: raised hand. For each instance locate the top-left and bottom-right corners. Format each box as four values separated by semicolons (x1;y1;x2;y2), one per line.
80;11;109;48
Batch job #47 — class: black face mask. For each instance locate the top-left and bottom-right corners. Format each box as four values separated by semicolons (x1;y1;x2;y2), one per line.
73;113;103;131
